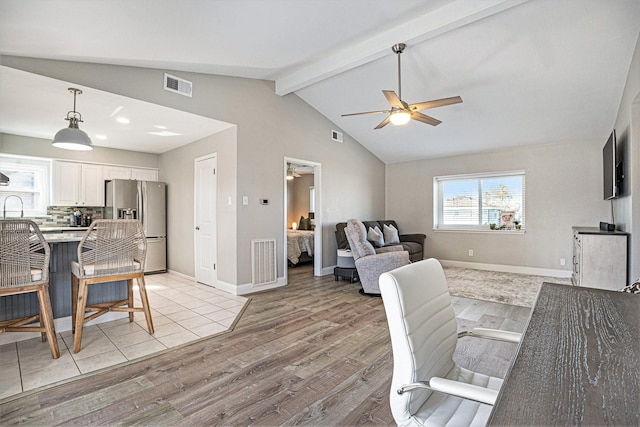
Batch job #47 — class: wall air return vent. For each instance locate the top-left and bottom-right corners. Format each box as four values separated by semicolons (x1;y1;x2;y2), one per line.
251;239;277;286
331;130;343;143
164;73;192;97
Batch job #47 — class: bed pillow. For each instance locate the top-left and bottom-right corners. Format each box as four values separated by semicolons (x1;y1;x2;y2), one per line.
383;223;400;245
367;226;385;247
298;216;310;230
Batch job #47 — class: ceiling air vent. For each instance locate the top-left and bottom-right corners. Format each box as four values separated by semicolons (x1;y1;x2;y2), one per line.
164;73;192;97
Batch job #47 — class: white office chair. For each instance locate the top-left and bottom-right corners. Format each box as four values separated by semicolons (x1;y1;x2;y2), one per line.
379;258;521;426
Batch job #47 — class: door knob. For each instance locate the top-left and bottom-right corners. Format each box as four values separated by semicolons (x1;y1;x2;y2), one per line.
195;226;200;230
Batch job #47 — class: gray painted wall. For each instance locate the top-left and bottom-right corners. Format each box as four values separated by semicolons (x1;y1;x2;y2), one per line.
613;32;640;282
0;133;158;168
287;174;314;228
386;139;610;273
159;128;238;284
1;55;386;290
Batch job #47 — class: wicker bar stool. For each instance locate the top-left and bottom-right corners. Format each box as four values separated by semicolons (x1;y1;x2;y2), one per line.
0;220;60;359
71;219;154;353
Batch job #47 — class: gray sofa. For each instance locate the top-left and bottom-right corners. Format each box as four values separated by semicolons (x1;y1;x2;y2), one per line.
335;220;425;262
343;219;410;295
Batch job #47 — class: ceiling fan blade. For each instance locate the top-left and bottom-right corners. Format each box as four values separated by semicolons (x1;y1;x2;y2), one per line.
342;109;390;117
382;90;404;109
411;112;442;126
374;115;391;129
409;96;463;112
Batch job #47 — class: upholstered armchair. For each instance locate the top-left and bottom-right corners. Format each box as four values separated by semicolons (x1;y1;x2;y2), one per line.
344;219;410;295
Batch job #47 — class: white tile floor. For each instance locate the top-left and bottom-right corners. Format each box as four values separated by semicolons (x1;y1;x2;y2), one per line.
0;273;248;400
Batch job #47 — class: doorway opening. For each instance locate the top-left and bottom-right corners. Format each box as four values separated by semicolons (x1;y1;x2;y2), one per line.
284;157;322;283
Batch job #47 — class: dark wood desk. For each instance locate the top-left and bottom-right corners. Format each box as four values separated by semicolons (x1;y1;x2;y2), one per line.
488;282;640;426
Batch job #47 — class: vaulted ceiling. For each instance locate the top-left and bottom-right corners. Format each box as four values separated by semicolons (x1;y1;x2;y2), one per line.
1;0;639;162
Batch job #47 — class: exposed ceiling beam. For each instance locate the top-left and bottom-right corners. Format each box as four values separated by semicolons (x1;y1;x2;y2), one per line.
274;0;528;96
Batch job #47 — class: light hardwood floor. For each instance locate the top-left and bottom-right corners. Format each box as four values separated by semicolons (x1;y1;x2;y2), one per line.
0;265;529;426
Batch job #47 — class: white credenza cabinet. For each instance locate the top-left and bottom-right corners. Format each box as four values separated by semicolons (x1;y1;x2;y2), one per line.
572;227;628;291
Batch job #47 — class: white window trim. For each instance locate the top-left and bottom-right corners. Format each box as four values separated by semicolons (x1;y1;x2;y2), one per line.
0;155;51;217
433;170;525;233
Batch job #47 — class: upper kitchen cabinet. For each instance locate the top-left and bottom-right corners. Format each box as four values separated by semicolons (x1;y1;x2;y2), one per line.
51;161;104;206
104;166;158;182
103;165;132;180
131;168;158;181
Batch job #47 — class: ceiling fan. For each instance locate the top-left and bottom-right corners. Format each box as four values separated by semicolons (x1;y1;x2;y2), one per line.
342;43;462;129
287;163;301;180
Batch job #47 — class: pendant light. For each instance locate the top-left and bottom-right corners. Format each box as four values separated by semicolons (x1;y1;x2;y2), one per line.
52;88;93;151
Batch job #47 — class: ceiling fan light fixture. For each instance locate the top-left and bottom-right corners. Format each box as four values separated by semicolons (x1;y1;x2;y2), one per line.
52;88;93;151
390;110;411;126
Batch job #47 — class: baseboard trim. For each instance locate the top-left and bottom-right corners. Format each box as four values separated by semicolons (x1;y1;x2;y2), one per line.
166;269;195;281
217;277;288;296
322;266;336;276
439;259;572;278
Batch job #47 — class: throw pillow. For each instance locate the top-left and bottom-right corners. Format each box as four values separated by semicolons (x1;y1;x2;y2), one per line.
367;226;385;247
298;216;310;230
383;223;400;245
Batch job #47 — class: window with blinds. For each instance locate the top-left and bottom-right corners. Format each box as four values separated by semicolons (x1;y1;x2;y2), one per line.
434;170;525;231
0;156;50;217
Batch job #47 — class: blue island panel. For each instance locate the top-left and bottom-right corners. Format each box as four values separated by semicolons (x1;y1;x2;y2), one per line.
0;241;128;321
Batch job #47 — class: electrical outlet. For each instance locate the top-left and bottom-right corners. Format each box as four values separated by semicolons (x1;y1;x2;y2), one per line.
560;258;566;266
468;249;474;257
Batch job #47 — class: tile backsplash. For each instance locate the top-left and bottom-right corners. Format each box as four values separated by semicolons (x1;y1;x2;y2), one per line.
32;206;104;227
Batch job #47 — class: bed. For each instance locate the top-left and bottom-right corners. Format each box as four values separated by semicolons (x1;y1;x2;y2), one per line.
287;229;314;266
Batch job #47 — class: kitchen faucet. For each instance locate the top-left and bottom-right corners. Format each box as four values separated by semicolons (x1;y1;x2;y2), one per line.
3;195;24;219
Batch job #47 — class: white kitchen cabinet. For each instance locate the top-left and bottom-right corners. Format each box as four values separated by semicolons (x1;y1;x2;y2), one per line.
51;161;80;206
52;161;104;206
52;161;159;207
103;165;132;180
81;163;105;206
572;227;628;291
104;166;158;181
131;168;158;181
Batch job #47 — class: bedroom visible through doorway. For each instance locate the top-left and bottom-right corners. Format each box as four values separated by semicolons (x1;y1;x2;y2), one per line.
284;158;321;282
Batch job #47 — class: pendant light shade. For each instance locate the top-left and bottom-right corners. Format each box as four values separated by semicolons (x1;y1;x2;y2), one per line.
52;88;93;151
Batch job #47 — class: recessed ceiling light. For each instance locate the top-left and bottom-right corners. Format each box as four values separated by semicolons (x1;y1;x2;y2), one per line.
148;130;181;137
110;106;125;117
95;134;107;140
116;117;130;124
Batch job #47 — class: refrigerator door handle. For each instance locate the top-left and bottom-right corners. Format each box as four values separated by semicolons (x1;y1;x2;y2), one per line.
138;181;145;225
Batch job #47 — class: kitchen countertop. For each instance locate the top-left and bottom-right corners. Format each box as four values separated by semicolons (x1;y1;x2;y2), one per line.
43;232;85;243
40;226;89;232
40;227;89;243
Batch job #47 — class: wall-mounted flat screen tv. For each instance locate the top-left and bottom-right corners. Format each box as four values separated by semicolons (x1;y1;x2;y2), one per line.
603;129;618;200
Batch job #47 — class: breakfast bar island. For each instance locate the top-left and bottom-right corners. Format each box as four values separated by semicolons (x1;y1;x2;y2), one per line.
0;229;126;324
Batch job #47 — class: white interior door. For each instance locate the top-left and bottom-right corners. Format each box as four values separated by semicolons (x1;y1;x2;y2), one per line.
195;155;217;286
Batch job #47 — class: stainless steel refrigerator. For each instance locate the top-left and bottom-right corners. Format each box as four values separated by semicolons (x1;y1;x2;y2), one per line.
105;179;167;273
